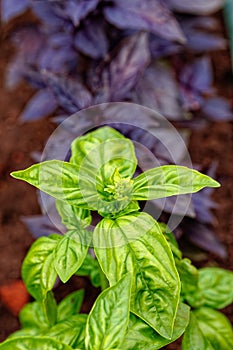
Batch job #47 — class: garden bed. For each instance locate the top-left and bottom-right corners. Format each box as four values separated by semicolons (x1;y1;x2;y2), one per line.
0;10;232;347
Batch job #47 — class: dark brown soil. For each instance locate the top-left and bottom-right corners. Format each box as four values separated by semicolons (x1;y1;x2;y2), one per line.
0;14;232;347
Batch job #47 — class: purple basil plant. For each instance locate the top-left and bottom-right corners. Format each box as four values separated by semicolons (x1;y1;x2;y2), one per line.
2;0;230;257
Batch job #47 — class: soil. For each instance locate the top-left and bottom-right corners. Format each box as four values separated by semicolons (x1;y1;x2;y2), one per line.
0;14;232;347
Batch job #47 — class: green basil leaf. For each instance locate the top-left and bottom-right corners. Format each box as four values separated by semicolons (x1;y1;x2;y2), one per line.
19;301;49;330
123;303;190;349
0;337;73;350
75;253;101;288
183;308;233;350
159;223;182;260
54;230;91;283
176;258;199;299
94;212;180;339
186;267;233;309
22;235;61;301
182;311;214;350
8;328;39;339
85;274;131;350
42;291;57;326
57;290;84;322
56;199;91;230
70;126;137;179
70;127;137;214
42;314;87;347
11;160;85;205
132;165;220;200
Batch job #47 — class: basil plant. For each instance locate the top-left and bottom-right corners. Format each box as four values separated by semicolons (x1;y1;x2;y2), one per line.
2;126;232;349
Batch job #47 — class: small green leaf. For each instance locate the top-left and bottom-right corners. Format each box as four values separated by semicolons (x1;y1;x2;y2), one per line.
42;314;87;347
132;165;220;200
22;235;61;301
182;311;214;350
19;301;49;330
75;253;101;288
159;223;182;260
176;258;199;299
0;337;73;350
123;303;190;349
42;291;57;326
85;274;131;350
57;290;85;322
186;267;233;309
70;126;137;179
94;212;180;339
56;199;91;230
183;308;233;350
54;230;91;283
70;126;137;214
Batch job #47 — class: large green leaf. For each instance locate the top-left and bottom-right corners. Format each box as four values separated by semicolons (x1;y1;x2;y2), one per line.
94;212;180;339
186;267;233;309
85;274;131;350
0;337;73;350
132;165;220;200
22;235;60;301
56;200;92;230
11;160;84;205
54;230;91;283
123;303;190;349
57;290;84;322
183;308;233;350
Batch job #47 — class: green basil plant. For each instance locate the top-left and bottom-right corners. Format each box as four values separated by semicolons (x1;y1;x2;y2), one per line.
2;126;232;349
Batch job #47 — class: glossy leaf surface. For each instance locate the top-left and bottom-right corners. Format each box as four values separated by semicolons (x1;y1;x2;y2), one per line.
56;200;91;230
94;212;180;339
186;267;233;309
57;290;84;322
22;235;60;301
183;308;233;350
85;274;131;350
54;230;91;283
0;337;73;350
133;165;220;200
123;303;190;349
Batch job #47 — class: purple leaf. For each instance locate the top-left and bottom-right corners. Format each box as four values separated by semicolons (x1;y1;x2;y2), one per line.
38;46;78;73
134;62;183;120
74;18;108;59
104;0;186;43
185;31;227;53
64;0;100;26
181;18;227;53
178;57;214;111
31;1;71;32
19;89;58;122
93;32;150;102
202;97;233;121
1;0;29;22
21;215;59;238
183;220;227;258
167;0;223;15
42;71;93;113
149;35;183;59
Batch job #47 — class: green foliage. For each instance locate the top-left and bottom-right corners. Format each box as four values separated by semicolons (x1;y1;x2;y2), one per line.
6;126;232;349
